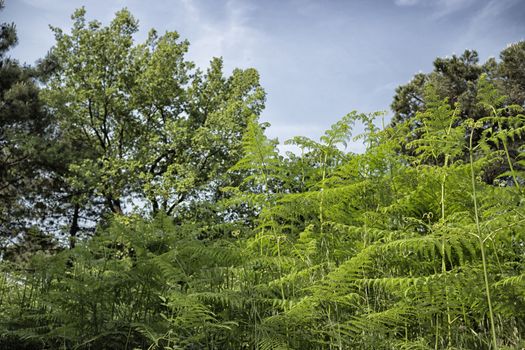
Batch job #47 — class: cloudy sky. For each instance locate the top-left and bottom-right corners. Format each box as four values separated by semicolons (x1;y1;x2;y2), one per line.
3;0;525;152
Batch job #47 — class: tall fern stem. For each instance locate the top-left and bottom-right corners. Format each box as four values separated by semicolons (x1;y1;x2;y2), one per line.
469;125;498;350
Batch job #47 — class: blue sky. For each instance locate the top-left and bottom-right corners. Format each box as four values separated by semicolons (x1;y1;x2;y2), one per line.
3;0;525;152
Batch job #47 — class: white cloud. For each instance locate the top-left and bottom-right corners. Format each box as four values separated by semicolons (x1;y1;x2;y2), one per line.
450;0;522;52
19;0;65;12
394;0;476;16
177;0;265;72
394;0;422;6
470;0;519;23
433;0;476;18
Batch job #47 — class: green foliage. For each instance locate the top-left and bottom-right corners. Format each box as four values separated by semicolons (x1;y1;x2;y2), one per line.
0;0;62;258
40;7;265;242
1;5;525;350
390;45;525;185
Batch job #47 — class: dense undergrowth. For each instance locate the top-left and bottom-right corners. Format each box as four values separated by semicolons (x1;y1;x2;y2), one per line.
2;92;525;349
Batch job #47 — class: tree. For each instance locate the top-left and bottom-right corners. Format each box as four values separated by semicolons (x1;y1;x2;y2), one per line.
391;50;483;126
42;8;265;241
0;0;60;258
499;41;525;106
390;44;525;179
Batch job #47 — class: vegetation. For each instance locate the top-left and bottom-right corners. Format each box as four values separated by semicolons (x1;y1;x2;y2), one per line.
1;5;525;350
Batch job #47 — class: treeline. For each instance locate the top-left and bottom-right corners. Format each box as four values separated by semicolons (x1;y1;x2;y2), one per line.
1;4;525;350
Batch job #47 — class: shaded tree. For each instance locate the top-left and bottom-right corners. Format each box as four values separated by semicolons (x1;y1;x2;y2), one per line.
0;0;59;258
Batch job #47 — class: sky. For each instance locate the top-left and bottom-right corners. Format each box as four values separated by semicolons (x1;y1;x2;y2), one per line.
2;0;525;153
